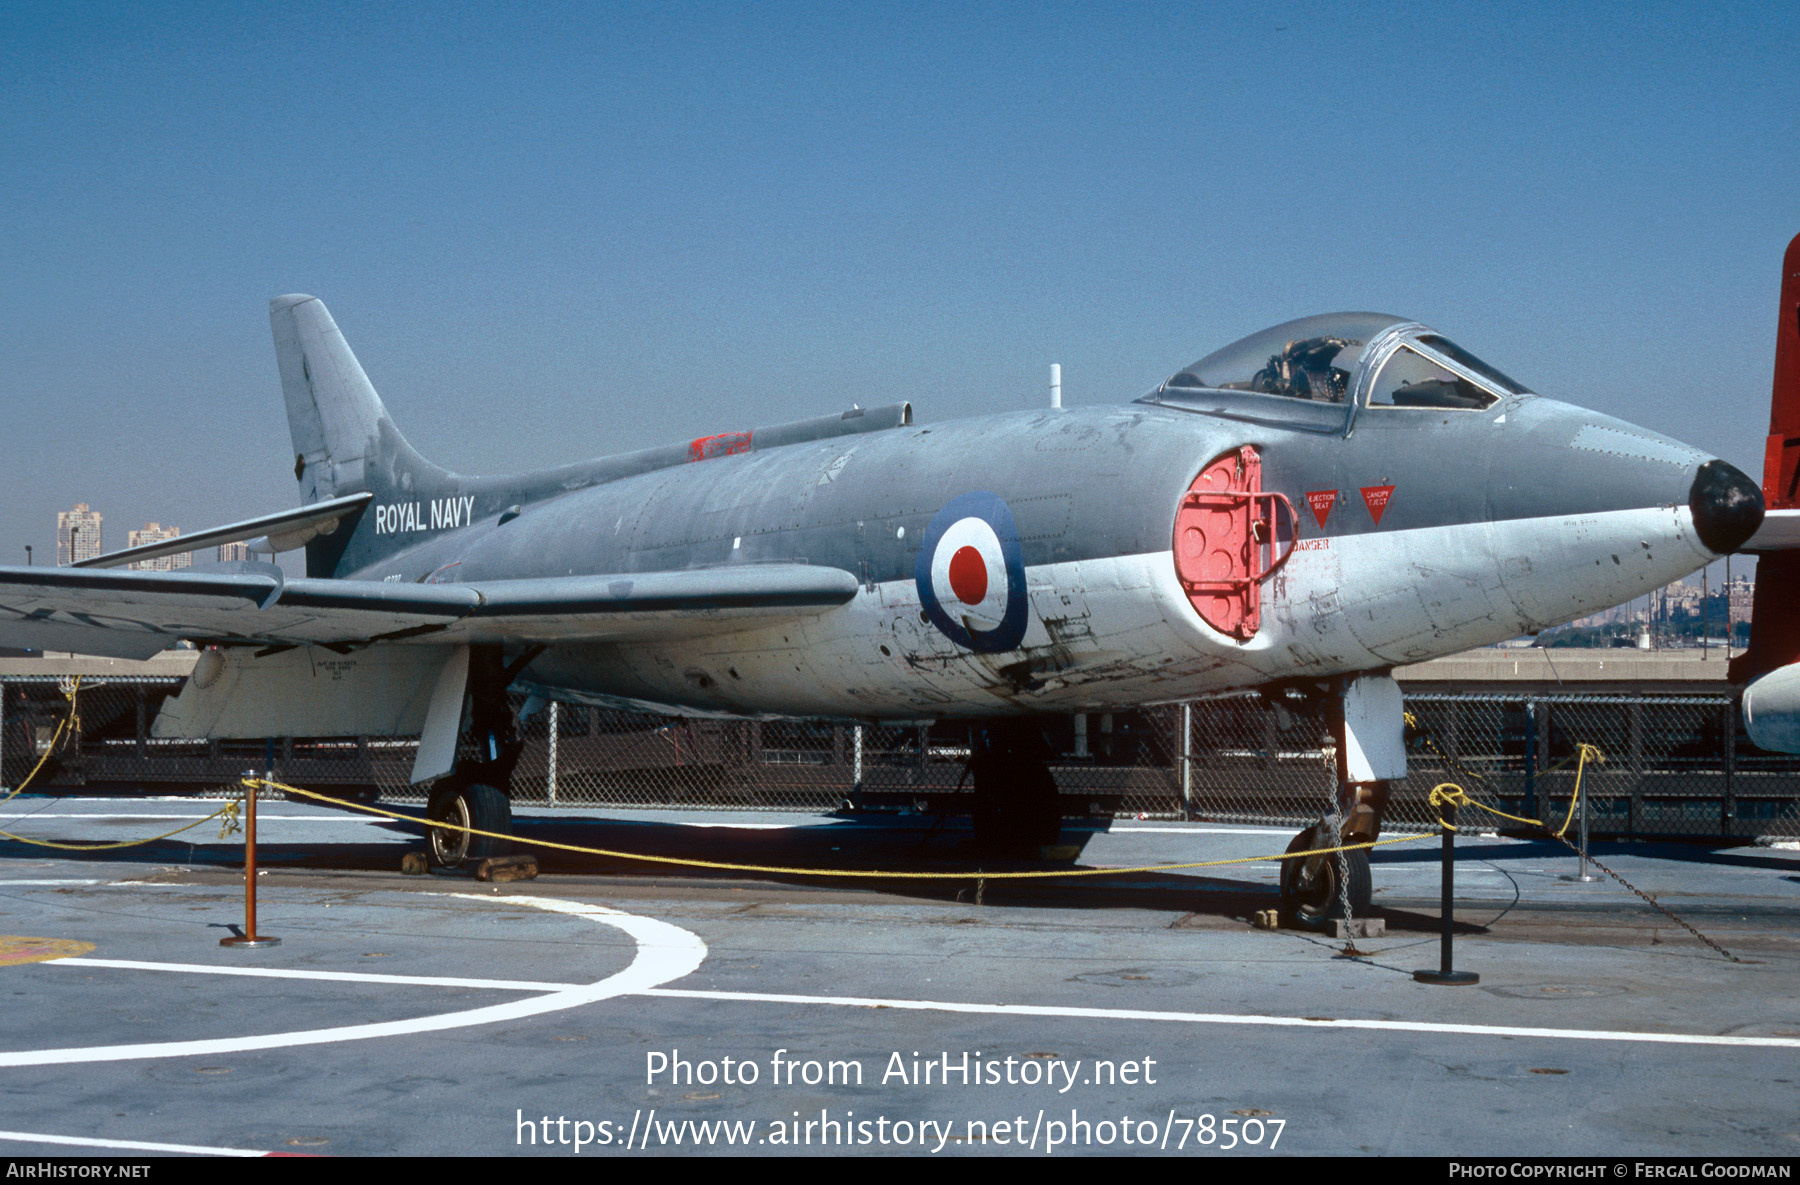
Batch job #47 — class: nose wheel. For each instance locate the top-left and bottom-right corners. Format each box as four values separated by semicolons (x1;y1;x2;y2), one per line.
427;782;512;868
1279;826;1371;927
1275;673;1398;927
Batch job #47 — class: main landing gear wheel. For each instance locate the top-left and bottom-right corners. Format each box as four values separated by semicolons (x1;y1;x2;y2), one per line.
1278;827;1371;927
427;782;512;868
971;763;1062;857
969;723;1063;858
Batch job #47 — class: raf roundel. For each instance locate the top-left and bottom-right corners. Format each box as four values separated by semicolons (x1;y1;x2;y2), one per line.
914;492;1029;653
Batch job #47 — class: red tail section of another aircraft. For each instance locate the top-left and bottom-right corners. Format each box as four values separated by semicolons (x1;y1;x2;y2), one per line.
1733;232;1800;684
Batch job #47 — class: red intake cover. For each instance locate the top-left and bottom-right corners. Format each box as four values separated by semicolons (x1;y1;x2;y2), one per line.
1173;446;1296;641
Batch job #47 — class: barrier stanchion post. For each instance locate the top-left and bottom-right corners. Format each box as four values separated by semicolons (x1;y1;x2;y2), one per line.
852;725;864;811
221;740;280;948
1579;783;1592;880
1564;778;1597;883
1560;747;1599;884
1179;703;1193;820
1414;800;1475;985
547;701;559;807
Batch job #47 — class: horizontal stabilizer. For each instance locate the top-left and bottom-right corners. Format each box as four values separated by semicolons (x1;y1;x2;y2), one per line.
72;492;374;569
1741;508;1800;552
0;562;859;656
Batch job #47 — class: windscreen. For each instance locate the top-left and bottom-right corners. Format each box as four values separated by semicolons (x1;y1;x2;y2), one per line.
1366;336;1525;411
1414;334;1530;395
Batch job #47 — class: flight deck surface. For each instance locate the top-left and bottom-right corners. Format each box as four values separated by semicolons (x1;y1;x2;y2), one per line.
0;799;1795;1158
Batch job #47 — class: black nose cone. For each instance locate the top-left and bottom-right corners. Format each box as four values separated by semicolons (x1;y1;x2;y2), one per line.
1689;460;1765;554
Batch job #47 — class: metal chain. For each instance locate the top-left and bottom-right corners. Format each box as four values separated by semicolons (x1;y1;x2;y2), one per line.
1326;736;1353;930
1334;815;1352;926
1540;829;1739;963
1411;715;1739;963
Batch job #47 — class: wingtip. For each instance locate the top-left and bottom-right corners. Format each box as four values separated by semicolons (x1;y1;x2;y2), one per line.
270;293;318;312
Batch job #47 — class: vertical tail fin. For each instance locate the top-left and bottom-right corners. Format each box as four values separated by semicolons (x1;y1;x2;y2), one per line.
269;295;454;576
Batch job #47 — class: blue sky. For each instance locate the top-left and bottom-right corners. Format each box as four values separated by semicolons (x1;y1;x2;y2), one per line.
2;1;1796;567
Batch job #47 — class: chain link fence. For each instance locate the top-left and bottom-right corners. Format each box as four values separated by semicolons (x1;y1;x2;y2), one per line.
5;676;1797;840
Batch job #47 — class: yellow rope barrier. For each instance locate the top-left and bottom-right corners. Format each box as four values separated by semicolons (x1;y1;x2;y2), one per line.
1407;721;1734;960
0;800;241;852
1422;743;1604;836
2;677;83;803
0;676;250;851
244;725;1737;962
245;776;1435;880
1406;709;1603;835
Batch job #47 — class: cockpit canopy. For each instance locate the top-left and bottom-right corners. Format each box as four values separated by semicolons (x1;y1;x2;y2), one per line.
1150;312;1531;428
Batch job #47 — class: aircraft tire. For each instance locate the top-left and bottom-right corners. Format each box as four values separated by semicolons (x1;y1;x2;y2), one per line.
971;762;1062;857
427;782;512;868
1278;828;1371;927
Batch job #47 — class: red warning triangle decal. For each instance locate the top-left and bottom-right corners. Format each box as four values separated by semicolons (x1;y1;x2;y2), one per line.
1304;490;1337;529
1361;484;1396;524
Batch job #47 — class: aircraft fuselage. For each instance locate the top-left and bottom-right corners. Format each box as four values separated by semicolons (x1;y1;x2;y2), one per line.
347;391;1721;721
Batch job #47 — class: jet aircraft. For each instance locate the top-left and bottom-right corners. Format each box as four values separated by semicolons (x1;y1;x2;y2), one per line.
0;296;1765;921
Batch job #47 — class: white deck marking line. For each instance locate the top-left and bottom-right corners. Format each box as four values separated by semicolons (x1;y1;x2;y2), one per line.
0;896;705;1067
56;957;584;992
639;987;1800;1050
0;1128;269;1157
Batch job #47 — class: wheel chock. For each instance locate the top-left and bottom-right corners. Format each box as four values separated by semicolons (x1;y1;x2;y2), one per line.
1039;844;1080;862
1330;917;1385;940
401;852;430;876
1252;909;1281;930
476;854;539;884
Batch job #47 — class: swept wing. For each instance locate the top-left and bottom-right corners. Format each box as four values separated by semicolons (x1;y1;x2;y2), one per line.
0;563;859;659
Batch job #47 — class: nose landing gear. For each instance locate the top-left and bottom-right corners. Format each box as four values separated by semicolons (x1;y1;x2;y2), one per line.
1279;798;1380;926
1277;673;1401;927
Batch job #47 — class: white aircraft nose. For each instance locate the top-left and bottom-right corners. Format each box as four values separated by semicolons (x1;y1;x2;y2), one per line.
1494;450;1759;637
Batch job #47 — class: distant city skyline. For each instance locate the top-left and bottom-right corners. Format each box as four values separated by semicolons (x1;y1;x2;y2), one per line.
56;504;101;566
126;521;190;570
51;503;227;569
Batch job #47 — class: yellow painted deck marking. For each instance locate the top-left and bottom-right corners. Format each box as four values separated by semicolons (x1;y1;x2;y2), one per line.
0;936;95;967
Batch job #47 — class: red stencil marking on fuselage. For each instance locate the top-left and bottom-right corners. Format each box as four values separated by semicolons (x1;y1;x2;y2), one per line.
1305;490;1337;529
1361;484;1396;524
